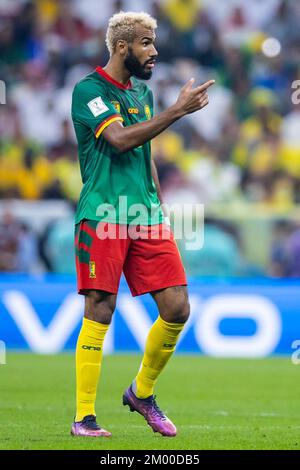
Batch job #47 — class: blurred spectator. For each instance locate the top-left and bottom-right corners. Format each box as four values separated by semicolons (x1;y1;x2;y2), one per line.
180;218;244;277
269;219;295;277
163;0;201;32
269;221;300;278
0;211;38;272
43;216;76;274
16;221;39;272
49;119;77;160
284;227;300;277
281;103;300;149
0;211;19;271
186;150;241;204
265;0;299;44
42;178;65;200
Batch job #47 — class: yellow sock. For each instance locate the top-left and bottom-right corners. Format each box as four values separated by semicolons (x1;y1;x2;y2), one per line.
134;316;185;399
75;317;109;422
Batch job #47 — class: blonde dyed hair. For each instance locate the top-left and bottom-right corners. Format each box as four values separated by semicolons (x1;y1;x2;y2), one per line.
106;11;157;56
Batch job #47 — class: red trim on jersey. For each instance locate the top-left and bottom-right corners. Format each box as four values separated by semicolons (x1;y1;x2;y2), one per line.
94;114;123;137
96;66;132;90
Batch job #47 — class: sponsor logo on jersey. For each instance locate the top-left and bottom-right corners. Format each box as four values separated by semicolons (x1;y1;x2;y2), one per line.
128;107;139;114
87;96;109;117
111;101;121;113
144;105;151;120
89;261;96;278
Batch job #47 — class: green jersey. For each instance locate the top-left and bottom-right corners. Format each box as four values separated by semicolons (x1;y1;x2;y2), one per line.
71;66;164;226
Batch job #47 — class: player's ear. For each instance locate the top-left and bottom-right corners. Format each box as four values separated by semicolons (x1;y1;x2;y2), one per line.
116;39;128;57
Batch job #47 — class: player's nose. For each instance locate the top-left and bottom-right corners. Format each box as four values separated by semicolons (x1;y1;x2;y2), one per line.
150;44;158;57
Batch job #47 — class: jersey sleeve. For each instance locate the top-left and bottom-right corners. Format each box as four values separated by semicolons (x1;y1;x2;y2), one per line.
72;82;124;138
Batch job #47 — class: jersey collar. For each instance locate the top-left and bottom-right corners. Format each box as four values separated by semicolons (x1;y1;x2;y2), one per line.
96;66;132;90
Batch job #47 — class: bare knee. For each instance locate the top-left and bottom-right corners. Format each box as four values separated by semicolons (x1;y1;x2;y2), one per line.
169;297;190;324
152;285;190;324
84;290;116;324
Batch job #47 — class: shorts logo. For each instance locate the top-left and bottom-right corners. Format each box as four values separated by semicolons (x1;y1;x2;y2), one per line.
144;104;151;120
89;261;96;278
87;96;109;117
128;107;139;114
111;101;121;113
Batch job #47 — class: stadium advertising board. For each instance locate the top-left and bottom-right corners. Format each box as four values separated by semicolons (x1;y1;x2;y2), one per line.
0;275;299;356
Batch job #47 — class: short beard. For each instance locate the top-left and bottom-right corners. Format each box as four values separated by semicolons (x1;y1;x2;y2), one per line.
124;47;153;80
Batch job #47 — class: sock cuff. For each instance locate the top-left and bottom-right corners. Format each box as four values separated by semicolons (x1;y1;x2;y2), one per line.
82;317;109;334
157;315;185;331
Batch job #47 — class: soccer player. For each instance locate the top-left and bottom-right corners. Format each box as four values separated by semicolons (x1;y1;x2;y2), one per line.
71;11;214;438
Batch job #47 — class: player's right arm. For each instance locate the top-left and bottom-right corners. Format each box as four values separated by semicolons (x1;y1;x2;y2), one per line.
102;78;215;153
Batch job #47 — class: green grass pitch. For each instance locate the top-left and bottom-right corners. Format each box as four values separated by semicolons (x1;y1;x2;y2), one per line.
0;353;299;450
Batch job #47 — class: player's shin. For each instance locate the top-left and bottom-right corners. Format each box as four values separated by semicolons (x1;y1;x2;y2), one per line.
133;315;184;399
75;318;109;422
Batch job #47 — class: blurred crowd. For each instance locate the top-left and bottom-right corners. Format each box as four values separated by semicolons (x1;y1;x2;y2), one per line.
1;0;300;275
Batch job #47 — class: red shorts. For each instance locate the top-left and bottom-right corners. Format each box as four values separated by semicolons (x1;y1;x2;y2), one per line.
75;220;187;296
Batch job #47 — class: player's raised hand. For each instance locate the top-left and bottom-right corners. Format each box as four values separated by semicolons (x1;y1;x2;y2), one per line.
175;78;215;115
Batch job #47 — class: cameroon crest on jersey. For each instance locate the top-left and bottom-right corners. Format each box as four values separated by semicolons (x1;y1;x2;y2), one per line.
144;104;151;120
111;101;121;113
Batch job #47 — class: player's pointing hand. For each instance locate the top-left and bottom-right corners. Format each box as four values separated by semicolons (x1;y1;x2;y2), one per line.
175;78;215;115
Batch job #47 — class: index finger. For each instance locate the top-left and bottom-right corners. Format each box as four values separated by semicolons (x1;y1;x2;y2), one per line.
195;80;215;93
